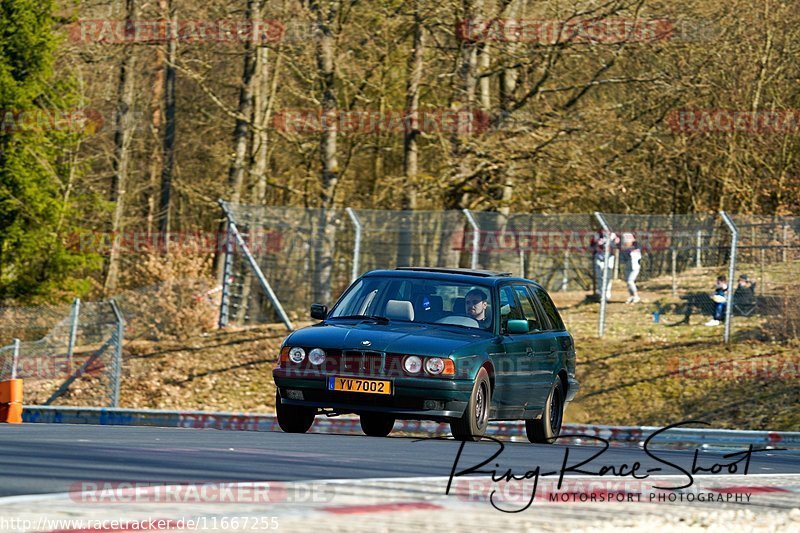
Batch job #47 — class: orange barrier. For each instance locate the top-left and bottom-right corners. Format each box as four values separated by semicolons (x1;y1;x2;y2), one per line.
0;379;23;423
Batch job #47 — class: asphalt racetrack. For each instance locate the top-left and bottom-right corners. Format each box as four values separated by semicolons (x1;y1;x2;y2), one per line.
2;424;800;498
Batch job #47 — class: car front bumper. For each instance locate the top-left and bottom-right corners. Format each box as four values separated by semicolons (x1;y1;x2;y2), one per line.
273;369;474;421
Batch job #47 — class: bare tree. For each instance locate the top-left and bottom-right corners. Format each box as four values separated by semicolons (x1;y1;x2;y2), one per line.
103;0;137;293
157;0;177;235
398;3;425;266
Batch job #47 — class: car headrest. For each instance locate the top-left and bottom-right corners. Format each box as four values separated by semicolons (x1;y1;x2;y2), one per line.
385;300;415;321
453;297;465;314
427;295;443;313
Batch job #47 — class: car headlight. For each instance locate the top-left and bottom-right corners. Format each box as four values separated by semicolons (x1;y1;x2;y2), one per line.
289;347;306;364
403;355;422;374
308;348;326;365
425;357;445;375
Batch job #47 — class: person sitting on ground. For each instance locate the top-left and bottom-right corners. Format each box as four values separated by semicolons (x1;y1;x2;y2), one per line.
733;273;757;313
465;288;492;329
734;274;755;300
705;275;728;326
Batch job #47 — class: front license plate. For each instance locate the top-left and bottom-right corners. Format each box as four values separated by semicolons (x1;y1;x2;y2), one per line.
327;376;392;395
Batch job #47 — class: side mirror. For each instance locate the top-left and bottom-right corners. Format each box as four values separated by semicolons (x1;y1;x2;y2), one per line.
507;319;529;334
310;304;328;320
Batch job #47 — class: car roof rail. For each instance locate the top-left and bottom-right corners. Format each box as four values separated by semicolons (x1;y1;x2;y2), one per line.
394;267;513;277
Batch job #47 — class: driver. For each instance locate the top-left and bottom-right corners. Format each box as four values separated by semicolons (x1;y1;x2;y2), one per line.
465;288;491;329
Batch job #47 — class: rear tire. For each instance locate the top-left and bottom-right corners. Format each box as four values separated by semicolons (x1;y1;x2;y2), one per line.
450;368;491;441
526;378;564;444
275;391;315;433
360;413;395;437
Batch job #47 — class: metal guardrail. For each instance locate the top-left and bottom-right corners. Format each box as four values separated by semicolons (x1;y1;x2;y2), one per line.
22;406;800;449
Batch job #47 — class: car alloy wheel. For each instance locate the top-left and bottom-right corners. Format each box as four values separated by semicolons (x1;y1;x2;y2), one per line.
525;378;564;444
451;367;491;442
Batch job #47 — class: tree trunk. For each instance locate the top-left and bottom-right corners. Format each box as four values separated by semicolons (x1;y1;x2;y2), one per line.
214;0;261;285
228;0;260;204
450;0;481;210
308;0;340;305
251;45;270;204
499;0;521;111
146;0;168;235
238;32;271;324
398;7;424;267
157;0;177;237
103;0;137;293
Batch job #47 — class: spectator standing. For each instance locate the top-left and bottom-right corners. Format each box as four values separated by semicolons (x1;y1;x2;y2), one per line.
620;233;642;304
590;229;620;301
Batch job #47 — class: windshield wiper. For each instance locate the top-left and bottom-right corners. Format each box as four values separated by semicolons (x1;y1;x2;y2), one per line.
332;314;391;324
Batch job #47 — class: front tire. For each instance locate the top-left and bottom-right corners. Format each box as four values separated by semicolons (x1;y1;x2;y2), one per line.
360;413;395;437
526;378;564;444
451;368;491;441
275;391;315;433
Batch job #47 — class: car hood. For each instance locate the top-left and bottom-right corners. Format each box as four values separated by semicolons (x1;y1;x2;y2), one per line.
284;321;487;356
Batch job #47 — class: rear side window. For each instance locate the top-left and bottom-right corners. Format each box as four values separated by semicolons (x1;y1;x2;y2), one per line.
499;285;523;333
531;287;565;331
514;285;544;332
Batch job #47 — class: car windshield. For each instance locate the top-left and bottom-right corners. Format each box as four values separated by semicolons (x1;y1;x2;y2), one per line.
328;276;494;330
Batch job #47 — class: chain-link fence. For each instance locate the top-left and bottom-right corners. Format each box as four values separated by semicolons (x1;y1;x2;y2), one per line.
0;299;124;407
220;201;799;343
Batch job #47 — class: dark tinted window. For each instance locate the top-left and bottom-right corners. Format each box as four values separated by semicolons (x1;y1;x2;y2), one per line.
499;285;523;333
531;287;565;330
514;285;543;331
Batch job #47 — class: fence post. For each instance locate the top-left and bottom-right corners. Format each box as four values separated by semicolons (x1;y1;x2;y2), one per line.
11;338;20;380
109;300;124;408
594;212;611;337
671;248;677;297
720;211;738;343
218;200;234;328
462;209;480;270
561;249;569;291
783;224;789;262
345;208;362;282
67;297;80;370
695;230;702;268
220;201;294;331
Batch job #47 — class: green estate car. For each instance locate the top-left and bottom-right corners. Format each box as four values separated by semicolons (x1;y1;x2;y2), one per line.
272;267;579;442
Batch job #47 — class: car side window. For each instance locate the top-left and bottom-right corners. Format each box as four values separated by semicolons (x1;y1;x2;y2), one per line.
499;285;523;334
531;287;565;331
514;285;543;332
